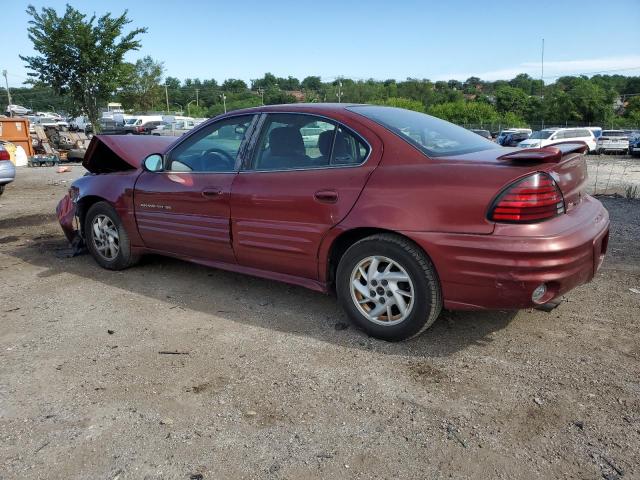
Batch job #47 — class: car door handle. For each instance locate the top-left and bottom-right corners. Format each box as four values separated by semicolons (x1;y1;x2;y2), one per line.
202;188;223;198
314;190;338;204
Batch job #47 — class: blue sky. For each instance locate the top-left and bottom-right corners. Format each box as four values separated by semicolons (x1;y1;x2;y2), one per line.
3;0;640;88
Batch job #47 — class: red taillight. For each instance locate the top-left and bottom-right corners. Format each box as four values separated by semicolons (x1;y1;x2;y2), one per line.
489;172;565;223
0;149;10;161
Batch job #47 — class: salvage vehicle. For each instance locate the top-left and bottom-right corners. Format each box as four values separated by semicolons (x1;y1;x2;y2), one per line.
596;130;629;154
57;104;610;341
0;143;16;196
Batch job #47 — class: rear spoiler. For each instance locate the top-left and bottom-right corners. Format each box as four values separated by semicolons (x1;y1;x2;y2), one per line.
498;142;588;163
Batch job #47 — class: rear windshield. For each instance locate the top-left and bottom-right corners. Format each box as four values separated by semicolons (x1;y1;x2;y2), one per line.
602;130;625;137
348;105;496;157
530;130;554;139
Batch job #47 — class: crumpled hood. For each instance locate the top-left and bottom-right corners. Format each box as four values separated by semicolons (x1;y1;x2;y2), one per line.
82;135;177;173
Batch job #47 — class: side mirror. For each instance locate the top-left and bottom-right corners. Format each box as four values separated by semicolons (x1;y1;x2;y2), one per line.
143;154;164;172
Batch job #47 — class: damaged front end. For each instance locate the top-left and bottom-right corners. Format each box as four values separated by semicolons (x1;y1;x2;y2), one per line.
56;185;85;255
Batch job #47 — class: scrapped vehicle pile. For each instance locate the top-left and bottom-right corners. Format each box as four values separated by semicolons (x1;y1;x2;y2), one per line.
31;124;90;163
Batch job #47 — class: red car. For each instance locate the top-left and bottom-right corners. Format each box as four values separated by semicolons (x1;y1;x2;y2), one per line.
57;104;609;341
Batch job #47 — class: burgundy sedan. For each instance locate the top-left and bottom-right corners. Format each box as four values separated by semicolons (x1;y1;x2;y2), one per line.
57;104;609;341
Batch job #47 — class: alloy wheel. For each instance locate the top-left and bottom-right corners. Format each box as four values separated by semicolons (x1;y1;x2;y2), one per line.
350;255;415;326
91;214;120;261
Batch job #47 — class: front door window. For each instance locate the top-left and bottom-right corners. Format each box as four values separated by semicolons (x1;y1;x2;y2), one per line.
168;115;254;172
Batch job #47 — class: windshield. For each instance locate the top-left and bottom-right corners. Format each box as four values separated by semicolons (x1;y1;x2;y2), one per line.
348;106;496;157
529;130;554;140
602;131;625;137
124;118;138;125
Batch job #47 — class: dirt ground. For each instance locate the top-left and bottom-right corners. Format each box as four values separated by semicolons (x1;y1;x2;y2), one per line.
1;159;639;480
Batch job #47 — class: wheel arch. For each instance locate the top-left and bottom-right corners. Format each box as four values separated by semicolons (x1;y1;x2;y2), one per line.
325;227;435;292
77;195;112;235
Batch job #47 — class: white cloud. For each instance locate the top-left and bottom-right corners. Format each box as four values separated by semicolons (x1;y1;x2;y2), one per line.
434;55;640;82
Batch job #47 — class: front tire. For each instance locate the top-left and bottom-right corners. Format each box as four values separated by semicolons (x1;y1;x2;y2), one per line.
336;234;442;341
84;202;139;270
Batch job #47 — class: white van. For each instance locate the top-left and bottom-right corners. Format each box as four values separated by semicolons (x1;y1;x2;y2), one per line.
123;115;165;134
70;115;93;133
518;127;596;152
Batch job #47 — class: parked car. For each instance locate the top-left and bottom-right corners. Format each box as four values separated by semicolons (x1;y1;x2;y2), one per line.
596;130;629;154
496;128;532;145
586;126;602;141
469;129;492;140
99;118;128;135
153;119;199;136
498;131;530;147
0;144;16;196
70;116;93;133
519;127;597;152
57;104;609;341
4;104;30;116
629;132;640;157
123;116;166;135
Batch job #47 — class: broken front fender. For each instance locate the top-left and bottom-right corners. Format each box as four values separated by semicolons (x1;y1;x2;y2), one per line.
56;191;79;243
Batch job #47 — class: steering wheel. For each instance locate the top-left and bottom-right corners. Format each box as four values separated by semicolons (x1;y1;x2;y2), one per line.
202;148;235;170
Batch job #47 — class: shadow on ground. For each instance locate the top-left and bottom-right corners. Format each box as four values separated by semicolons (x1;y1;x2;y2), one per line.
5;244;516;359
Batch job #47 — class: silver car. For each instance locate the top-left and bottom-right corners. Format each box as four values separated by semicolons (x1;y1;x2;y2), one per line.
0;144;16;196
596;130;629;154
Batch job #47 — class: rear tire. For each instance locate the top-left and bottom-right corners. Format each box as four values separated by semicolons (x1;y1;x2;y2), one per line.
84;202;139;270
336;234;442;341
0;185;4;196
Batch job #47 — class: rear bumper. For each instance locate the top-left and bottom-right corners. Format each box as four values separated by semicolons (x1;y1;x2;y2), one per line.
0;161;16;184
404;195;610;310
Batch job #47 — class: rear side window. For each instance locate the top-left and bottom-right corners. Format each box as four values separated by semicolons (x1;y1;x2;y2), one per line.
348;105;495;157
252;113;369;171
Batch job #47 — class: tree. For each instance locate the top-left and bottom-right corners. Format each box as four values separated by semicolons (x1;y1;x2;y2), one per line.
495;86;529;117
301;76;322;91
375;97;425;112
20;4;146;131
251;72;278;90
119;56;164;111
221;78;248;93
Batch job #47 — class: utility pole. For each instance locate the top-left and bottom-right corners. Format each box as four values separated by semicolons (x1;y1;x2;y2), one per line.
2;70;13;116
195;88;199;106
220;93;227;113
258;87;264;105
164;84;169;113
336;80;343;103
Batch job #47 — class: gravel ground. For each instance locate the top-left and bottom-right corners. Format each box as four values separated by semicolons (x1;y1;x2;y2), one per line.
0;160;639;480
585;154;640;197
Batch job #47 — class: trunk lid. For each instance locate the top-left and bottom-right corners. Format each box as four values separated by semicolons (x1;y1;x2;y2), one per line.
83;135;176;173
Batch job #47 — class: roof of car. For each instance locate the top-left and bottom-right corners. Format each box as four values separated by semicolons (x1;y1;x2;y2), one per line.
232;103;362;116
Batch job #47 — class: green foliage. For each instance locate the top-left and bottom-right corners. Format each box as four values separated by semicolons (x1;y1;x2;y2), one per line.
118;56;164;112
495;86;529;117
221;79;248;93
624;96;640;118
16;6;640;132
20;4;146;130
373;97;425;112
427;101;527;128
